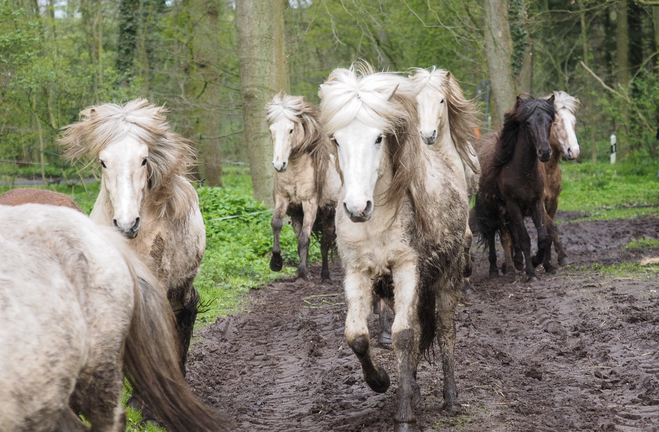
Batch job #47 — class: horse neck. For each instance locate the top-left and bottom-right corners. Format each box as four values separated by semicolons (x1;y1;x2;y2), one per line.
546;136;563;171
436;117;466;178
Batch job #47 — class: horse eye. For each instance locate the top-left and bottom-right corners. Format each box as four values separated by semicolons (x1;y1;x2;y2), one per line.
331;137;339;147
375;135;383;145
142;158;147;167
100;160;106;168
440;99;445;104
289;129;294;134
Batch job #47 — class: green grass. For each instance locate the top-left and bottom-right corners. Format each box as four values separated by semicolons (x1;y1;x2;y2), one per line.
568;261;659;278
623;238;659;250
558;161;659;220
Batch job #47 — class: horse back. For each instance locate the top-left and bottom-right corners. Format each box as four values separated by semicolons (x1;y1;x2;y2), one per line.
0;188;83;213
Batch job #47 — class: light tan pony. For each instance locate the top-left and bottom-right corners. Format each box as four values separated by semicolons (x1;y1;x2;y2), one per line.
0;188;83;212
409;67;480;291
319;64;469;432
59;99;205;374
0;204;231;432
266;93;341;281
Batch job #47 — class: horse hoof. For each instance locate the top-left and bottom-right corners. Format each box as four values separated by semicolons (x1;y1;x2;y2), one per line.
321;270;331;283
269;253;283;272
295;270;308;281
365;366;390;393
463;281;474;296
412;379;422;406
378;332;392;347
544;264;557;274
500;263;508;274
526;275;538;283
514;262;524;272
531;255;541;268
441;400;463;414
394;421;418;432
558;256;570;266
489;269;499;279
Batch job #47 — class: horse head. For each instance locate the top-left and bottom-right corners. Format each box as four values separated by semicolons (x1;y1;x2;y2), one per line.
266;93;305;173
319;66;414;223
516;95;556;163
548;91;580;160
410;67;448;145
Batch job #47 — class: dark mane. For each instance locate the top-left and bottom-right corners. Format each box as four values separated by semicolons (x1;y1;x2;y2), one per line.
493;96;555;170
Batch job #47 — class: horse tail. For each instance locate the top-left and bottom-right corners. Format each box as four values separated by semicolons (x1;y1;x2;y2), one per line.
474;192;501;252
122;253;233;432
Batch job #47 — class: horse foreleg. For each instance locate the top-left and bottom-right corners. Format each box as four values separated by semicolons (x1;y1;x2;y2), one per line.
55;408;91;432
463;225;474;295
436;288;461;414
551;222;569;266
541;215;559;273
487;231;499;278
506;200;537;282
379;299;393;346
344;269;390;394
296;200;317;280
391;262;421;431
529;202;553;274
270;197;289;272
175;287;200;374
499;227;515;274
319;210;335;282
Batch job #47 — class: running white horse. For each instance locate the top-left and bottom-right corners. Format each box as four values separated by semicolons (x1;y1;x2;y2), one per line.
319;64;469;432
0;204;230;432
410;67;480;291
266;93;341;281
60;99;206;374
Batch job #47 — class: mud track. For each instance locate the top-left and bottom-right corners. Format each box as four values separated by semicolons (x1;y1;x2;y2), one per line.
187;216;659;431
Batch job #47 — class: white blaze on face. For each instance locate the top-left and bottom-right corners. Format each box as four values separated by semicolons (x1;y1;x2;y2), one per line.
416;87;445;144
554;109;580;160
334;120;384;222
99;136;148;238
269;117;296;172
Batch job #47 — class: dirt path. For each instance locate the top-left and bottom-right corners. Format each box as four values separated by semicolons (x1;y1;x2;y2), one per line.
187;216;659;432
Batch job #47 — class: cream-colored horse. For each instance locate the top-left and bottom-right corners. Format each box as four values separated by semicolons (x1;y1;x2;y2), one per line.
0;204;230;432
266;93;341;281
410;67;480;291
60;99;205;373
319;65;469;432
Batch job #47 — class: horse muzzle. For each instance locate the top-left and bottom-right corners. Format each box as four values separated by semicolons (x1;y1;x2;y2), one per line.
343;200;373;223
273;161;288;172
420;130;437;145
566;147;580;160
537;149;552;162
113;217;141;239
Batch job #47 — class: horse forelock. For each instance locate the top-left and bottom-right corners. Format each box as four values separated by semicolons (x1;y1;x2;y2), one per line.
60;98;197;220
544;91;580;115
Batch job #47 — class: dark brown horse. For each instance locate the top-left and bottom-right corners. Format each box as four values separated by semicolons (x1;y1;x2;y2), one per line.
475;95;556;282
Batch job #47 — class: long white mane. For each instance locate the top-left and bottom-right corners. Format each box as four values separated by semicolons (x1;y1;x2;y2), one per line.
60;99;197;220
546;91;579;114
318;65;415;135
408;66;449;95
266;93;307;123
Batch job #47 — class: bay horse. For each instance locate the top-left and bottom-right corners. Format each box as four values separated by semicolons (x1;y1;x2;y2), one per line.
499;91;580;272
319;64;469;431
0;188;83;212
266;93;341;281
0;204;231;432
475;95;556;282
409;66;480;291
59;99;206;375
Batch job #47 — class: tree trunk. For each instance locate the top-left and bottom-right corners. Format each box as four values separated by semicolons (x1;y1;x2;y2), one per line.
484;0;517;126
616;0;629;86
236;0;289;206
654;7;659;68
579;0;596;162
116;0;139;84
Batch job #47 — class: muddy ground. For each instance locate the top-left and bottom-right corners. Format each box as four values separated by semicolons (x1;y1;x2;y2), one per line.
187;215;659;432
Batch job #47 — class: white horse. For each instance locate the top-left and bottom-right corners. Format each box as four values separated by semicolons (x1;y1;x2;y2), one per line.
266;93;341;281
0;204;230;432
409;66;480;291
319;65;469;432
60;99;206;374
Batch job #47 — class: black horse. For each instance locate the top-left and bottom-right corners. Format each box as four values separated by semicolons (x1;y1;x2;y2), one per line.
475;95;557;282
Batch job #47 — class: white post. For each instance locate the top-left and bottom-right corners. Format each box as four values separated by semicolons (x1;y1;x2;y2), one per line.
610;134;617;165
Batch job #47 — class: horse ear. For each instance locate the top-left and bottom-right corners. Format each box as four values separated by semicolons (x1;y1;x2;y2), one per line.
387;84;400;101
548;94;555;104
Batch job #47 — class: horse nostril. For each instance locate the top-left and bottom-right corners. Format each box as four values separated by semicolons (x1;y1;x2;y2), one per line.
343;202;349;214
112;219;118;228
133;217;140;231
364;200;373;216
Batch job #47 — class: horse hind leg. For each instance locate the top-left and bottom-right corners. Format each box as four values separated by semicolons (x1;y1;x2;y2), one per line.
71;363;126;432
436;287;462;414
506;200;538;282
296;200;318;281
269;197;289;272
55;408;90;432
175;286;201;375
319;210;335;282
487;231;499;278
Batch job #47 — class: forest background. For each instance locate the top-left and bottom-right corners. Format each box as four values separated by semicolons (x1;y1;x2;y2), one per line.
1;0;659;203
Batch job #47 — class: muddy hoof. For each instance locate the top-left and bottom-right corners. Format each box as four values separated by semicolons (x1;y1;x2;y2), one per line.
378;332;392;347
441;400;463;414
321;269;331;283
531;254;541;268
544;264;557;274
514;261;524;272
489;269;499;279
394;421;417;432
295;268;308;281
462;281;474;296
365;366;390;393
558;256;570;266
269;252;283;272
526;275;538;283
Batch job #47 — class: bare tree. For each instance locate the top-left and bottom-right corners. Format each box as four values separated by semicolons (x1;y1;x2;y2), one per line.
236;0;289;206
484;0;517;125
